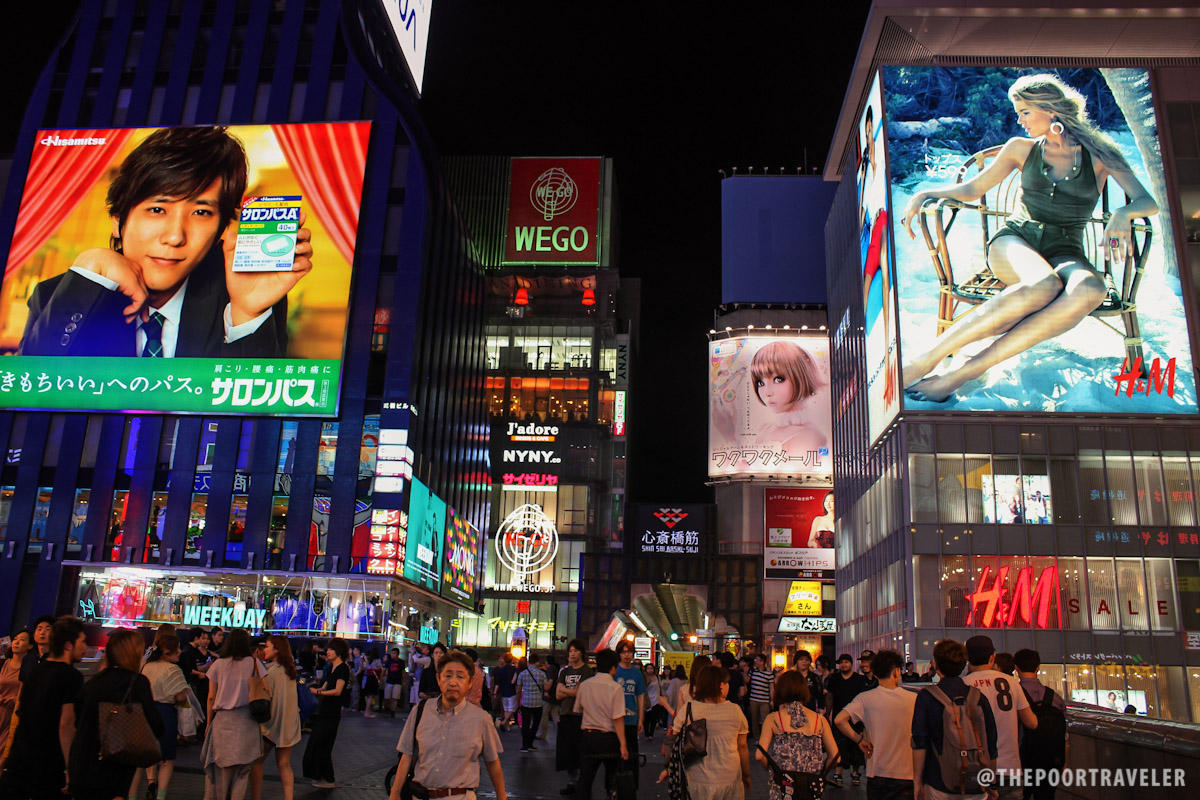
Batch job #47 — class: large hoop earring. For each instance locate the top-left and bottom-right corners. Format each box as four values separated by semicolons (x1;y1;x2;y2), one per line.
1050;120;1065;135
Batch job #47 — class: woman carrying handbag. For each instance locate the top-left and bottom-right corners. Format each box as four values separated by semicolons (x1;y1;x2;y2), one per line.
755;672;839;800
250;636;301;800
68;629;164;800
202;629;265;800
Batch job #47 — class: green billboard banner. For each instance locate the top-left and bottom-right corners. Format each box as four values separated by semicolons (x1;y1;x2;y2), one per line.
0;355;339;415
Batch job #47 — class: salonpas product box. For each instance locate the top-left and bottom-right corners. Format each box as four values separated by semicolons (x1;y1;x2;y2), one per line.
232;195;301;271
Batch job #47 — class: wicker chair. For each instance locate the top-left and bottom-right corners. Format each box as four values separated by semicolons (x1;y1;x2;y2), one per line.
914;144;1154;369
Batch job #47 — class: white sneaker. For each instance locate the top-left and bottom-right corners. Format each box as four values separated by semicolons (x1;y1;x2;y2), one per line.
312;779;337;789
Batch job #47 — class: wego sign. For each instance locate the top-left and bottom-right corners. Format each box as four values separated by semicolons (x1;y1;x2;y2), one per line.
504;157;601;265
495;504;560;585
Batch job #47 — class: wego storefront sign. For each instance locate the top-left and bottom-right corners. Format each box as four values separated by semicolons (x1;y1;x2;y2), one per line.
504;157;601;265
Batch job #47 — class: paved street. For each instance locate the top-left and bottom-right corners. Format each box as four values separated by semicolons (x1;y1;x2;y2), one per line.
163;710;871;800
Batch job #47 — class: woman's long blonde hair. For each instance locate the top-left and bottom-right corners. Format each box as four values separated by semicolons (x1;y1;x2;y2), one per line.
1008;73;1130;172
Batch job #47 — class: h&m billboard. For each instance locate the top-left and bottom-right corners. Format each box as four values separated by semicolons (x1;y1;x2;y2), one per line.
503;157;601;265
879;66;1196;414
0;122;371;415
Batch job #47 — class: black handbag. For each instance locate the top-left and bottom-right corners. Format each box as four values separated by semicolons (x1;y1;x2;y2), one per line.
613;765;637;797
400;699;430;800
662;702;707;765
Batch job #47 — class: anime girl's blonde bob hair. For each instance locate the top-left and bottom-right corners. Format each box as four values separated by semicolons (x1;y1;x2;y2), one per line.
750;341;822;406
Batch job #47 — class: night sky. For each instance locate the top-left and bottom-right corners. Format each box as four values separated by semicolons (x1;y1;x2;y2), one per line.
3;2;873;504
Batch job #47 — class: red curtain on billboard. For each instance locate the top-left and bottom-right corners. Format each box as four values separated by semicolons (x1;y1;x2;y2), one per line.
270;122;371;266
5;129;134;278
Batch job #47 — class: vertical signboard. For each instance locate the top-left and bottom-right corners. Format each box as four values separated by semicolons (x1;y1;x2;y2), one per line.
379;0;434;95
856;72;901;444
503;157;602;265
441;506;481;606
404;478;444;592
763;488;835;579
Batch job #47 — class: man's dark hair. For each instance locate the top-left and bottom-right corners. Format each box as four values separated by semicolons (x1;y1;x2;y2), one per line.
567;638;585;652
871;649;904;680
716;652;736;669
615;640;633;655
33;614;56;630
1013;649;1041;674
438;649;475;677
464;648;479;662
754;653;768;666
391;647;400;655
933;639;967;678
188;627;207;643
528;651;542;664
993;652;1015;676
107;126;248;250
50;616;86;657
595;648;619;674
431;642;447;656
739;656;753;667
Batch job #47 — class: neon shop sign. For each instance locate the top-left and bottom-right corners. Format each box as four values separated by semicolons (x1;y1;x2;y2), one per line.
965;565;1171;629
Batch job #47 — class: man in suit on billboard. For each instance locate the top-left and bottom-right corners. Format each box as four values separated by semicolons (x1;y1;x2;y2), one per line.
18;126;310;358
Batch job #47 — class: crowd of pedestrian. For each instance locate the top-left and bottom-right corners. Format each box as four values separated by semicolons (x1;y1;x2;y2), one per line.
0;619;1076;800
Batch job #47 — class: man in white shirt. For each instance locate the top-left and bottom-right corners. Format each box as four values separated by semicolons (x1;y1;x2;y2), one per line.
574;649;629;800
964;635;1037;795
835;649;916;800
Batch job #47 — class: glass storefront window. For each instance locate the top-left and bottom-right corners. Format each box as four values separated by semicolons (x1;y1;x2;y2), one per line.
1189;668;1200;724
1079;454;1108;524
1162;453;1197;526
1176;560;1200;630
1157;666;1190;722
936;455;966;523
68;488;88;552
1115;558;1148;630
1105;451;1138;525
1094;662;1128;711
1058;557;1089;630
186;493;207;563
1133;453;1168;525
277;421;299;474
317;422;338;476
1145;559;1177;630
963;455;990;523
144;491;168;563
226;494;249;563
1048;457;1079;524
29;487;52;553
942;555;973;628
1086;558;1119;630
107;490;129;561
1064;664;1096;704
909;454;937;523
268;495;288;569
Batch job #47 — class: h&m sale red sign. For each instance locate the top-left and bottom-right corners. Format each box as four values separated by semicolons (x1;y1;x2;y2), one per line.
504;157;601;264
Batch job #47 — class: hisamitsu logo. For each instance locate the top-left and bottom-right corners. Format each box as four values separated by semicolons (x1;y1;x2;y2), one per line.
530;167;578;220
40;134;107;147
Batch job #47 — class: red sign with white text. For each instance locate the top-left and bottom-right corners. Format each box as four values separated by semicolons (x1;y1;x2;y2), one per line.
504;157;601;265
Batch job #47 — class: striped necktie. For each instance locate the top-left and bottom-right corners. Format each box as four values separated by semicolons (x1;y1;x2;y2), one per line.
141;311;166;358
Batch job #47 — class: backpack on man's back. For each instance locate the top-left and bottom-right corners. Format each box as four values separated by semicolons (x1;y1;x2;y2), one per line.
926;684;994;795
1020;686;1067;769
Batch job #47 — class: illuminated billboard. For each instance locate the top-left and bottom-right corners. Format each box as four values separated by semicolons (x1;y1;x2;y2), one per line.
857;72;901;444
503;157;601;265
405;478;444;592
441;506;481;606
782;580;823;616
764;487;835;580
882;66;1195;413
380;0;433;95
709;335;832;480
0;122;371;415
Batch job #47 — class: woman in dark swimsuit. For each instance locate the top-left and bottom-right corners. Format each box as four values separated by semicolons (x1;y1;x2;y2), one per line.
898;73;1159;401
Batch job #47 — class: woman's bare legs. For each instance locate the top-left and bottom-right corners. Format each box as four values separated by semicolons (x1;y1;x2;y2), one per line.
907;259;1106;400
904;236;1065;388
250;739;274;800
275;745;294;800
156;761;175;797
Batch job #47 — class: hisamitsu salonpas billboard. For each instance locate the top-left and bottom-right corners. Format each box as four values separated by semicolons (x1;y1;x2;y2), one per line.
0;122;372;415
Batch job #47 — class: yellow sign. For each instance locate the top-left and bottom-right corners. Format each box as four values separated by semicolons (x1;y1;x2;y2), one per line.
663;651;695;677
783;581;823;616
